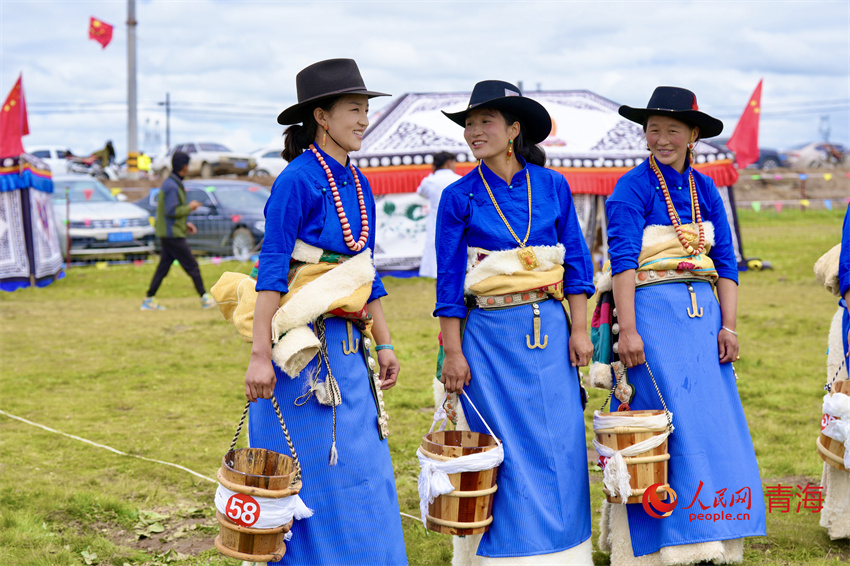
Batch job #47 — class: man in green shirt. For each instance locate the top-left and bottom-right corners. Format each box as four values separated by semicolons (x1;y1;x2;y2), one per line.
141;151;215;310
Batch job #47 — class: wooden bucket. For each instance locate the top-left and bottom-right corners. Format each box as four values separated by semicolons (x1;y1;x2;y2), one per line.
420;430;500;535
817;380;849;472
594;409;671;504
215;446;302;562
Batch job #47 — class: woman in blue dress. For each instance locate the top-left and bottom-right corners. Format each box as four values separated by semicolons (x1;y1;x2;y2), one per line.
597;86;766;564
244;59;407;565
435;80;595;565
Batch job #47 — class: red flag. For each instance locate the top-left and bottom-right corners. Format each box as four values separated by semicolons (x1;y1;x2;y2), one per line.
89;17;114;49
727;80;763;169
0;74;30;157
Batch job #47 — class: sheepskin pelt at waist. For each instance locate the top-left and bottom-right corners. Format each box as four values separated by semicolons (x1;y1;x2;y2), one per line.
464;244;566;297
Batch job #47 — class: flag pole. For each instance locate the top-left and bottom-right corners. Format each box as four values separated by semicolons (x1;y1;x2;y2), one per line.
126;0;139;180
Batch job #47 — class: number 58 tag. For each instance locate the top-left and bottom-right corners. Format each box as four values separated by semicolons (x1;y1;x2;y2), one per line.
226;493;261;527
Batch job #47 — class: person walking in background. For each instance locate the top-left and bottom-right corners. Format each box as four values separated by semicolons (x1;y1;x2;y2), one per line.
141;151;215;310
416;151;460;278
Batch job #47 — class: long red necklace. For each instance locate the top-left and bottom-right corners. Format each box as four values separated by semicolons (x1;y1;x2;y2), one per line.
309;144;369;252
648;154;705;256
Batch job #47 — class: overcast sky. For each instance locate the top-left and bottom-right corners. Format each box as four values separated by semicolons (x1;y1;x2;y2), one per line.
2;0;848;160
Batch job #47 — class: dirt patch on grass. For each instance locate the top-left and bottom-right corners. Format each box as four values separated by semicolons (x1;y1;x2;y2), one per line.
103;516;217;557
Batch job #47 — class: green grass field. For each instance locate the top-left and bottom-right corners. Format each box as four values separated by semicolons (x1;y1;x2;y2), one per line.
1;207;849;565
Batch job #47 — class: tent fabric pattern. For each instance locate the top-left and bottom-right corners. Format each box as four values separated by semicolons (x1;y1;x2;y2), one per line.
0;155;63;291
353;90;738;196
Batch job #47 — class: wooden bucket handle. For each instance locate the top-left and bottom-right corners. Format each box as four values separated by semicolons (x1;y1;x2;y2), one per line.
229;395;302;482
599;359;673;433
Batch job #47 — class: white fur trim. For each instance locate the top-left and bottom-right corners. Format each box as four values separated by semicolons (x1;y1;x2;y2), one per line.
821;306;850;539
269;249;374;378
271;326;321;377
590;361;614;390
597;270;613;294
290;239;324;264
601;500;745;565
814;243;842;297
641;222;715;250
464;244;565;294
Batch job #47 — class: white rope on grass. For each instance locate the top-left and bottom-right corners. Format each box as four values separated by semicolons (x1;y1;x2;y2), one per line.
0;409;434;530
0;408;217;483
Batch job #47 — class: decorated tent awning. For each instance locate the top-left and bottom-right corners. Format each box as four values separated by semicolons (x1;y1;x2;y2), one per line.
352;90;738;195
0;154;63;291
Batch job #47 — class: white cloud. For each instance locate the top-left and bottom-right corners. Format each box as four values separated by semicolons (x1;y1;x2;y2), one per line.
1;0;847;160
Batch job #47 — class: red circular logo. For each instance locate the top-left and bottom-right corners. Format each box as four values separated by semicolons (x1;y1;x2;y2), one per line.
821;414;835;432
225;493;260;527
641;483;678;519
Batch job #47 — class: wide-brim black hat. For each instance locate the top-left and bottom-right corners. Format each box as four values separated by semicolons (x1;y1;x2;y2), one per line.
618;86;723;139
442;80;552;145
277;58;389;125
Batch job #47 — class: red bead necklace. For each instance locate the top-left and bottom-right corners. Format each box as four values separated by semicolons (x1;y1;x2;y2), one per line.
648;154;705;256
309;144;369;252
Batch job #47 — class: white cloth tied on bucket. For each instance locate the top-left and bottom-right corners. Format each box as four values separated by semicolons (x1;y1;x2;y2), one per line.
416;393;504;528
214;484;314;536
822;391;850;468
592;410;674;501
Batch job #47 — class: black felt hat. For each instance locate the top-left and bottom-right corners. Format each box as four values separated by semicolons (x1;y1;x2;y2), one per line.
442;80;552;144
277;58;389;125
618;86;723;139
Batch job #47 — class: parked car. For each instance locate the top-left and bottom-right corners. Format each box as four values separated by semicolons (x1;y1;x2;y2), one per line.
28;145;76;174
712;138;788;170
153;142;256;178
135;179;269;261
51;174;155;260
249;147;288;178
782;142;848;168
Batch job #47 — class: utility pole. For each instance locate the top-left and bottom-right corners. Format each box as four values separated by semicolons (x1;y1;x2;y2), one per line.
126;0;139;179
158;92;171;151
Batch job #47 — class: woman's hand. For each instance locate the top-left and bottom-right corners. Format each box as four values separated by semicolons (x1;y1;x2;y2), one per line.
186;221;198;235
441;351;471;394
376;349;400;390
718;327;739;363
617;328;646;368
245;352;276;402
569;330;593;367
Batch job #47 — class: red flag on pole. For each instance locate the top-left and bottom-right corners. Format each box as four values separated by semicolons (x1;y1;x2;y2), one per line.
88;16;114;49
0;74;30;157
727;80;763;169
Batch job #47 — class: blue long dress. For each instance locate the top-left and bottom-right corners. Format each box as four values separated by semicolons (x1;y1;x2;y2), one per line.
435;158;595;558
838;205;850;360
605;159;767;556
250;146;407;565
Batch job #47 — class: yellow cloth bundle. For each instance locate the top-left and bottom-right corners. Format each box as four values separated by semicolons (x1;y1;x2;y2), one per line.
464;244;566;299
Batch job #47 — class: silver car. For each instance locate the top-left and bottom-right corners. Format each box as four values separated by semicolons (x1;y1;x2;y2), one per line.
51;175;155;259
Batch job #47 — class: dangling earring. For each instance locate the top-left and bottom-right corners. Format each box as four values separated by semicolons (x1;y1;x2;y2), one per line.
322;124;328;149
646;143;651;151
507;138;514;163
688;136;695;164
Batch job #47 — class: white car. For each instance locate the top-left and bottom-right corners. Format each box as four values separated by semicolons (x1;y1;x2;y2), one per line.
27;145;76;174
51;174;155;259
154;142;256;178
249;147;288;178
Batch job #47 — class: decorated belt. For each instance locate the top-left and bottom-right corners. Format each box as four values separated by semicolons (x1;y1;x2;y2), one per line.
635;269;716;288
475;290;551;309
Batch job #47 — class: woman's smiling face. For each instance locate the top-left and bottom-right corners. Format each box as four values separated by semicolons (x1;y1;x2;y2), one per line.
323;94;370;153
463;108;519;162
645;115;698;173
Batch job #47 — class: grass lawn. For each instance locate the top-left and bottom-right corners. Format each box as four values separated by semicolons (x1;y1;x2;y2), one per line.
1;207;849;565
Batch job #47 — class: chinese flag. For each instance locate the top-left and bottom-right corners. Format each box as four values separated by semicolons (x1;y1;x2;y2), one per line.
0;74;30;158
89;16;114;49
727;80;763;169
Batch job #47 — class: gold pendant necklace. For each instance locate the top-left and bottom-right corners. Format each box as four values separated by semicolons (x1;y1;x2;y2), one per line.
478;163;538;270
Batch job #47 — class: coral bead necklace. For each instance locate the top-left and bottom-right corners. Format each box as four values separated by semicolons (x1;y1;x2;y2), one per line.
648;154;705;256
309;144;369;252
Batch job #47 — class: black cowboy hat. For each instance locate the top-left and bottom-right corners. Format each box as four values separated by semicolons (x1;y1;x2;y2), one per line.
277;58;389;125
442;80;552;145
618;86;723;139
